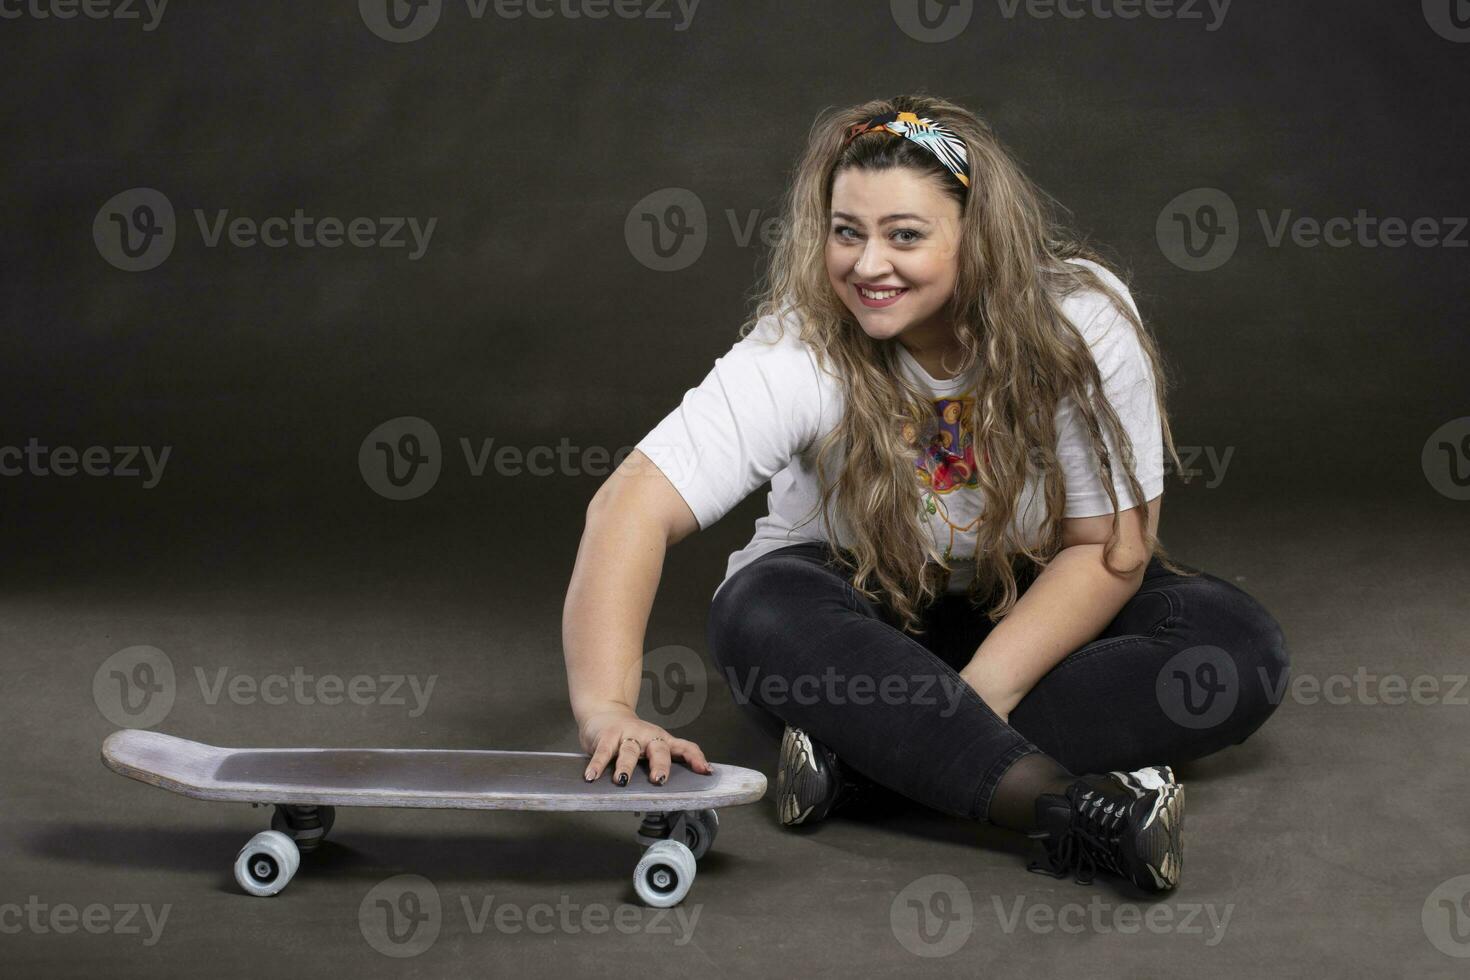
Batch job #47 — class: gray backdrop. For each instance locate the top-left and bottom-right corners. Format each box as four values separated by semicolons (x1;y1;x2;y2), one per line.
4;1;1465;586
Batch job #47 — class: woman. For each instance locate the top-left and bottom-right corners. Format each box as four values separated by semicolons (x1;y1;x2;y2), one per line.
562;94;1290;893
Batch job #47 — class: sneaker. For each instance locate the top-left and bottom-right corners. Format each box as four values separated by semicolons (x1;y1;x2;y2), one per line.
1119;764;1180;792
775;725;873;826
1025;765;1185;892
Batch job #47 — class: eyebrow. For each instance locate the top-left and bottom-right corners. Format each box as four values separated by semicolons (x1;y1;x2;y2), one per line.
830;211;932;225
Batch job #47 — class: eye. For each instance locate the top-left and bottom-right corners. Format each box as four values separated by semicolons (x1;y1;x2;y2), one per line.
832;224;859;241
892;228;923;244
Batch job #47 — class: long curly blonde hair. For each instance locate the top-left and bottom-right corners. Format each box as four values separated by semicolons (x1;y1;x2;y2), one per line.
740;93;1196;635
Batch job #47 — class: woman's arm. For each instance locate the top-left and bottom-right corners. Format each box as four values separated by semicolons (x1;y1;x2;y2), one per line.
959;495;1161;721
562;448;711;784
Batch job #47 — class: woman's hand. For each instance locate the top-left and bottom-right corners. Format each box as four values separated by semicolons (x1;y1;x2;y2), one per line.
578;705;713;786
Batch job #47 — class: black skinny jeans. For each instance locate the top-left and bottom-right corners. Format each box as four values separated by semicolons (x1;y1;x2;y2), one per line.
707;542;1291;824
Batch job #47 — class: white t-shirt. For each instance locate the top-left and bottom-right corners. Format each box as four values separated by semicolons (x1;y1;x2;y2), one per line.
635;259;1165;602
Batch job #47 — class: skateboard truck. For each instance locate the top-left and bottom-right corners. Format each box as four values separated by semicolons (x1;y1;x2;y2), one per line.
270;804;336;853
634;809;719;860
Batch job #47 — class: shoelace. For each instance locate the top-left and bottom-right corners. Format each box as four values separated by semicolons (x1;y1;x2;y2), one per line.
1025;786;1129;886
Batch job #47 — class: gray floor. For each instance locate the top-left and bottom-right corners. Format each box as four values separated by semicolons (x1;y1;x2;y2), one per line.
4;487;1467;978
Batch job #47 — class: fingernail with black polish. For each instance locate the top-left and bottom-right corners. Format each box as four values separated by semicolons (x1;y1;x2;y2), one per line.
616;772;628;786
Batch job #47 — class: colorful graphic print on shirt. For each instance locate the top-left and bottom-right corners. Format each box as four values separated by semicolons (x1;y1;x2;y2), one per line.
913;395;980;493
908;393;990;568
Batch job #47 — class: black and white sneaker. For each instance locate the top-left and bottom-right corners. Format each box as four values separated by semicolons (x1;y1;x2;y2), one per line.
775;725;873;826
1115;764;1179;794
1026;765;1185;893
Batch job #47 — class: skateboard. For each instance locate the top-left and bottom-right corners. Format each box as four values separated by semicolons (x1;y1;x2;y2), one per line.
101;729;767;907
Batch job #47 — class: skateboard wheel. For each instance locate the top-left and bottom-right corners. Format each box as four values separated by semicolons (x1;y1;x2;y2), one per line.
633;839;695;908
234;830;300;897
680;809;719;861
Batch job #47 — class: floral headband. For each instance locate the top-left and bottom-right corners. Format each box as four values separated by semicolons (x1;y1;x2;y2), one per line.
843;111;971;189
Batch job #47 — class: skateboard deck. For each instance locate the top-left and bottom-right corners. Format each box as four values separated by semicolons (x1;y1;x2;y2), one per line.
102;729;767;905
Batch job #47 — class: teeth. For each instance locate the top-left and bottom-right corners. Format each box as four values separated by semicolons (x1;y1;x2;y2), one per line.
859;287;904;300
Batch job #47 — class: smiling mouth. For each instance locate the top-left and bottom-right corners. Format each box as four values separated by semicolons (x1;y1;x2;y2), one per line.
855;285;908;310
857;286;907;300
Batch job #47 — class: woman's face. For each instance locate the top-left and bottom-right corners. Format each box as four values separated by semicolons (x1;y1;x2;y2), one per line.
825;166;964;353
